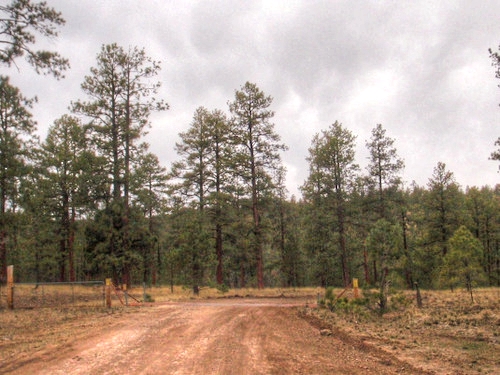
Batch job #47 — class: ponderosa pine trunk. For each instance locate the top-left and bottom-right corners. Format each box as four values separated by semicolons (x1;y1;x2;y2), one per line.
216;221;223;285
0;230;6;282
68;215;76;282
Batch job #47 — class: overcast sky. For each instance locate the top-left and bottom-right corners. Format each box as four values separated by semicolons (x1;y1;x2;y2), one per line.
3;0;500;197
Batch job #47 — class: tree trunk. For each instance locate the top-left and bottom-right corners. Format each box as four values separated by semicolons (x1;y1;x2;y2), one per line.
497;240;500;287
216;222;223;285
334;182;349;288
122;264;131;289
379;267;389;313
401;211;413;289
123;93;132;289
363;248;370;285
1;190;9;282
337;198;349;287
0;230;7;283
214;132;224;285
240;262;246;288
377;161;385;219
59;192;70;282
252;176;264;289
192;254;200;296
151;246;157;286
169;258;174;293
340;233;349;287
68;207;76;282
256;240;264;289
278;200;287;287
485;219;492;286
59;236;66;282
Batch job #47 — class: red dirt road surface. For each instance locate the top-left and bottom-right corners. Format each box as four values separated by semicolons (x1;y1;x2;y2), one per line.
3;298;430;375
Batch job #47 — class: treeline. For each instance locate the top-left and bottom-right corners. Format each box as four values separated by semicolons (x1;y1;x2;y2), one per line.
0;43;498;293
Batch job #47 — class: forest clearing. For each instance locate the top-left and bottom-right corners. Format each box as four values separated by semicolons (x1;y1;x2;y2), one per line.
0;287;498;374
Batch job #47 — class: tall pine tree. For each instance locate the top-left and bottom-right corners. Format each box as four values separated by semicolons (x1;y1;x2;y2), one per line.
72;44;167;285
228;82;287;289
302;122;359;287
0;76;37;281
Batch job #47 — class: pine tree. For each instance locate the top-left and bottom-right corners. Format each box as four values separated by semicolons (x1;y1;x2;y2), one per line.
441;226;485;302
0;0;69;78
228;82;287;289
365;124;404;220
302;121;359;287
0;76;37;281
72;44;167;285
38;115;89;281
488;45;500;166
464;186;500;286
365;219;402;312
169;107;235;288
132;152;168;284
425;162;462;257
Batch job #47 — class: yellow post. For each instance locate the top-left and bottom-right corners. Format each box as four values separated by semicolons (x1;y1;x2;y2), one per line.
105;278;112;308
7;265;14;309
353;278;359;299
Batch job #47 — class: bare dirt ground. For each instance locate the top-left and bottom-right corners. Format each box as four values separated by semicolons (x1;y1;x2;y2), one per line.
0;298;432;375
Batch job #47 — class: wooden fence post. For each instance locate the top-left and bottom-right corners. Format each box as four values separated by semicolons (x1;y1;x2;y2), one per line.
7;265;14;310
353;278;359;299
105;278;112;308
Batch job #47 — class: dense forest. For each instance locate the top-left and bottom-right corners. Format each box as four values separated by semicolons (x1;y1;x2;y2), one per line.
0;1;499;294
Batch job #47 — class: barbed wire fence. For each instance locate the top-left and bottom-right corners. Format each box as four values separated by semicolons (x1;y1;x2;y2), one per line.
1;281;105;309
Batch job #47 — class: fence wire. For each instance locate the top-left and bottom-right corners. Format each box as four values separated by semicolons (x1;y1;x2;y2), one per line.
9;281;105;309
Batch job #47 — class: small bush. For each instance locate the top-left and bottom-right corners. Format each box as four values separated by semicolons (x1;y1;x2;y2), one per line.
324;287;335;301
216;283;229;294
390;292;412;310
319;288;370;321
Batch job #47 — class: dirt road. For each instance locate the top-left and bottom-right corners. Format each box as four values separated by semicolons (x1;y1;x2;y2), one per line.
3;299;430;375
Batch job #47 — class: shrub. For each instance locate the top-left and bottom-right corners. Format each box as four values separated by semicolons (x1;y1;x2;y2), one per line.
216;283;229;294
390;292;412;310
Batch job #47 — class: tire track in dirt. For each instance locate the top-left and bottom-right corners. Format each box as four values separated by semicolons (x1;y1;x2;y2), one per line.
5;299;431;375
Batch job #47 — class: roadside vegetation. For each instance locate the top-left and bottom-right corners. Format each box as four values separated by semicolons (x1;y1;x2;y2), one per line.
305;287;500;375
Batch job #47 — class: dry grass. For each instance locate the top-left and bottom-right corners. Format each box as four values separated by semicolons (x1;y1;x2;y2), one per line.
6;283;105;309
0;305;121;366
142;285;323;302
305;287;500;375
2;283;320;309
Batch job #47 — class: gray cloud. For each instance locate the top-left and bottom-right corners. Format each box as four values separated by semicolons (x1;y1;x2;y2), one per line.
1;0;498;197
